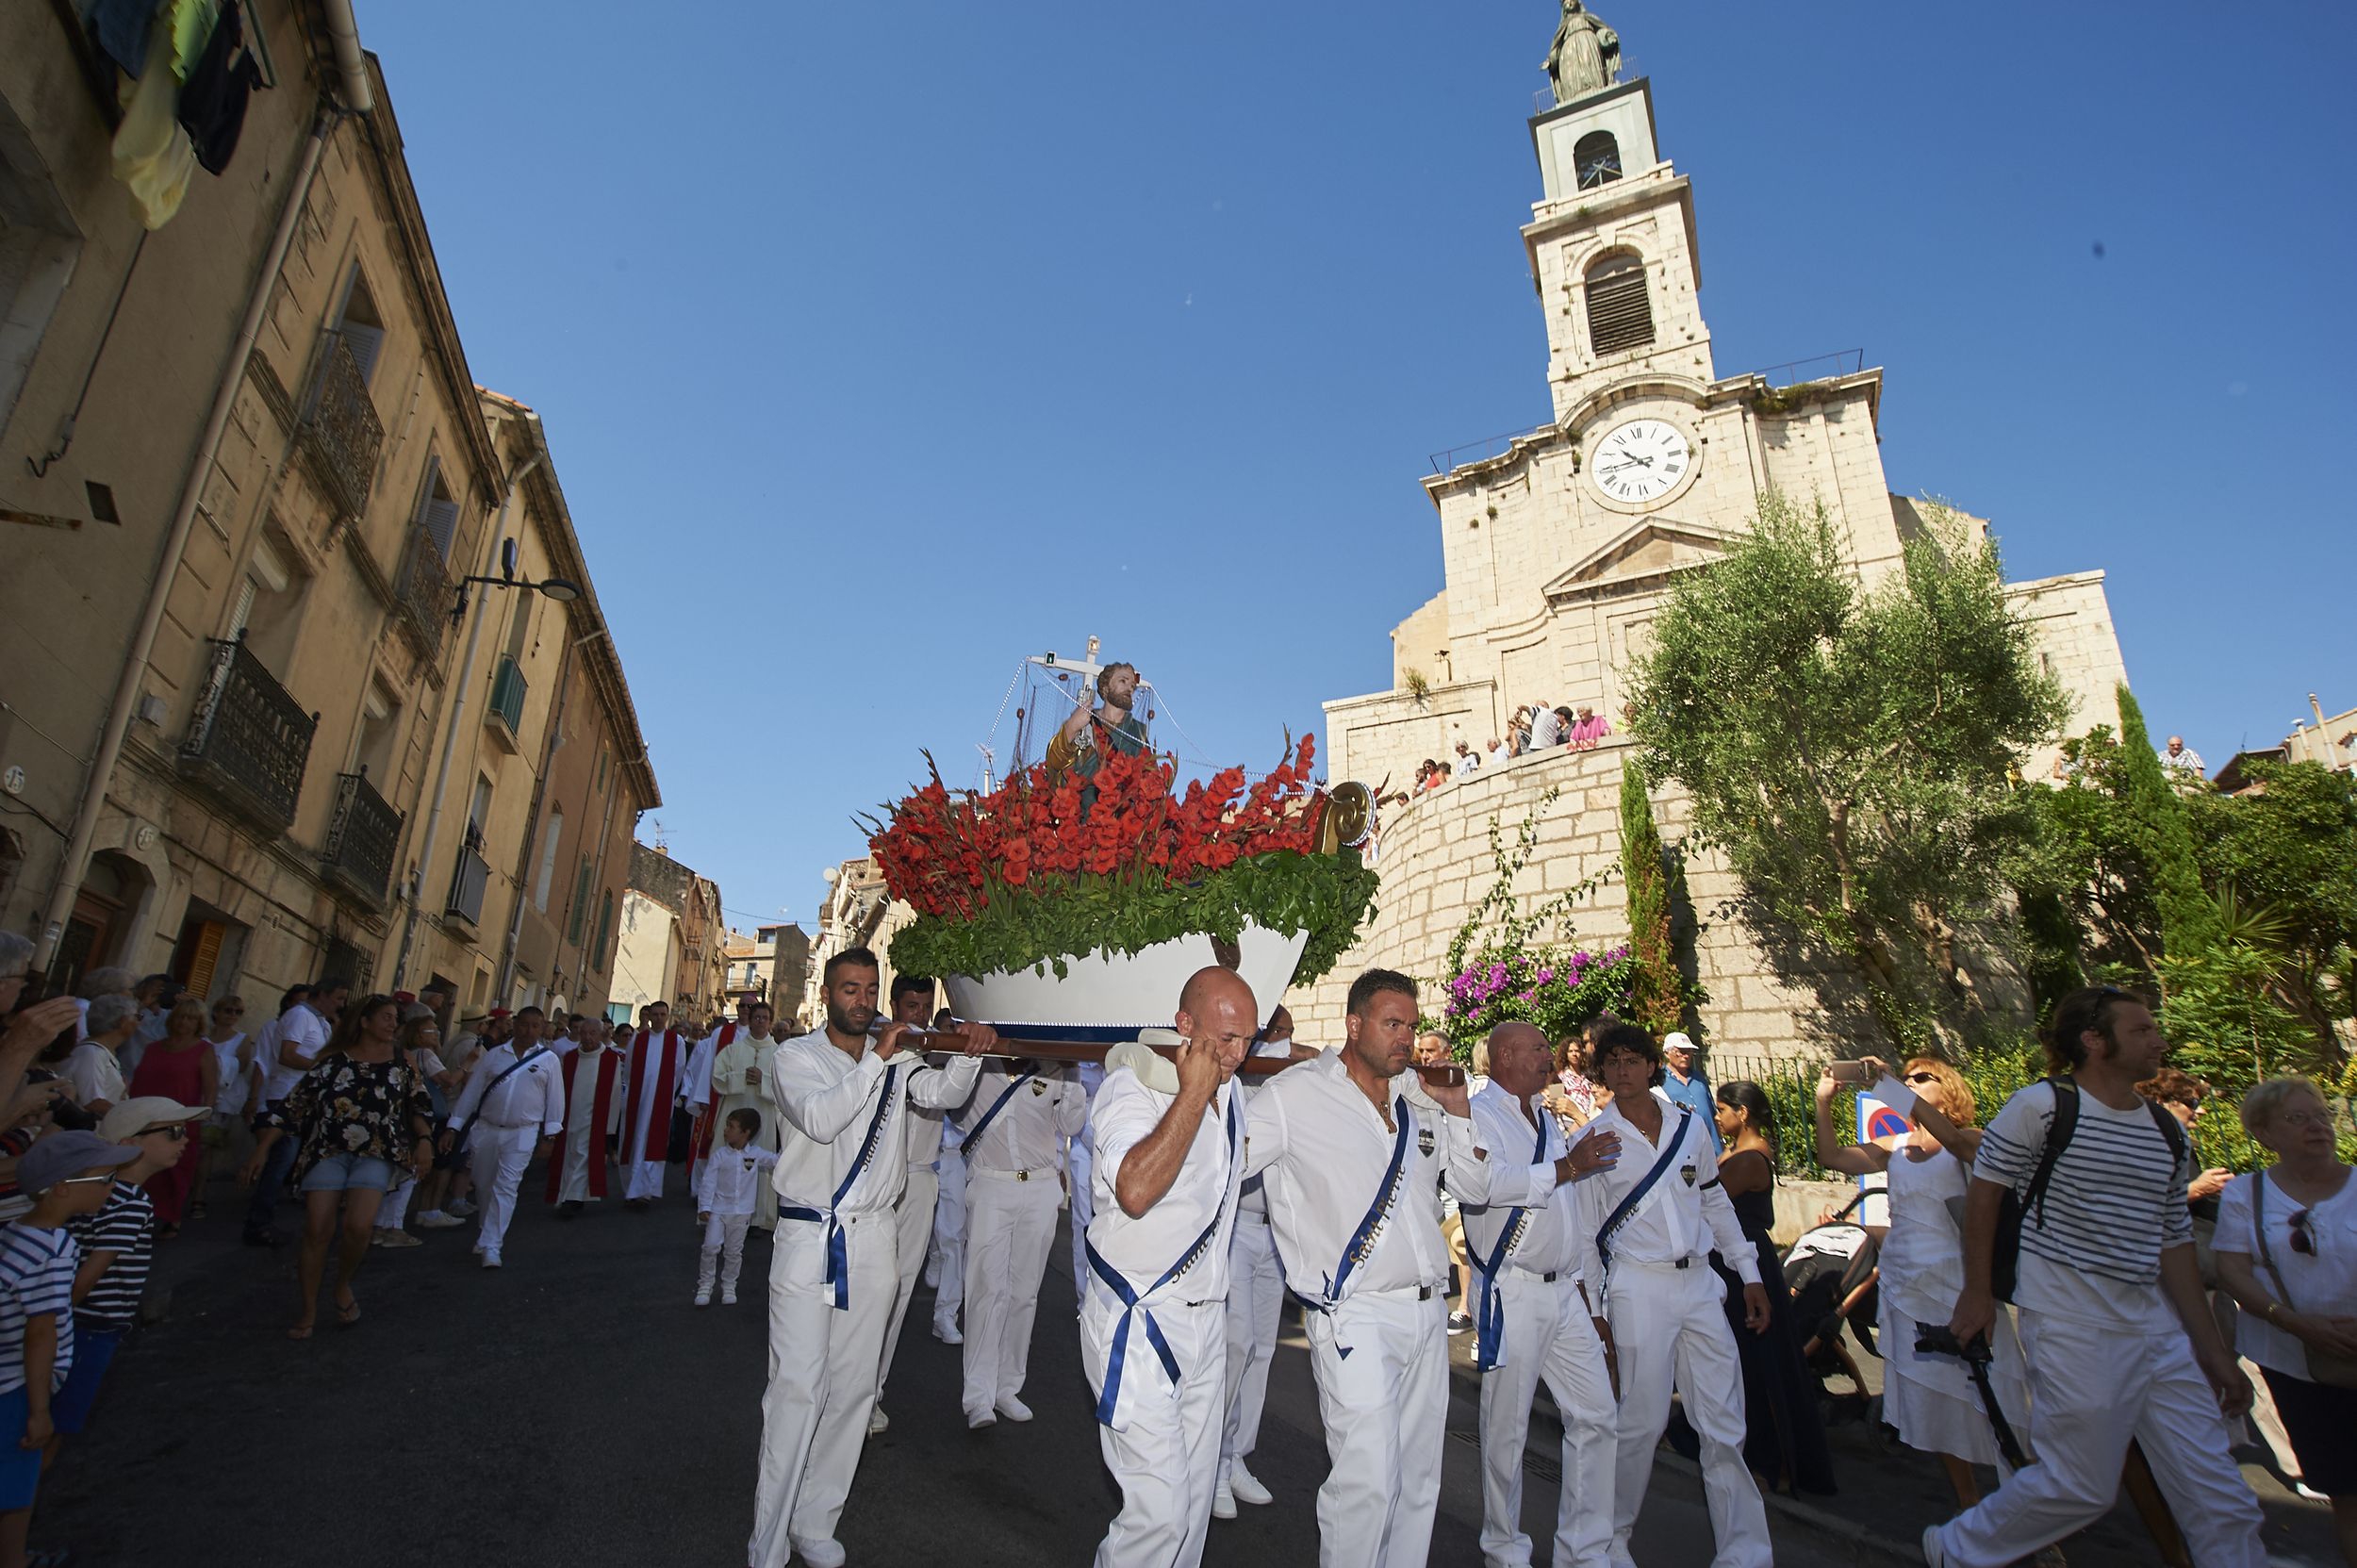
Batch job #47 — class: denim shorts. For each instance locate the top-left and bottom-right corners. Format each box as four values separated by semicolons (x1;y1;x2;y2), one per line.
50;1322;123;1436
0;1386;41;1509
300;1152;396;1193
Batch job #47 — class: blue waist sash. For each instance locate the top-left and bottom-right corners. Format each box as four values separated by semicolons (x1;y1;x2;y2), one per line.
1472;1111;1553;1373
778;1061;900;1311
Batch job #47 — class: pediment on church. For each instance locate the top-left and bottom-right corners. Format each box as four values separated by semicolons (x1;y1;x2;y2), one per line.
1541;517;1741;603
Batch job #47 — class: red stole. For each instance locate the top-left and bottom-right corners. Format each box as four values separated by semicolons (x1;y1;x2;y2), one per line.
622;1028;683;1162
688;1023;740;1167
545;1046;621;1202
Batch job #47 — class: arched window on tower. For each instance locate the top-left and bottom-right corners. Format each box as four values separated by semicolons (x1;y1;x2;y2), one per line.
1584;252;1654;355
1574;130;1622;190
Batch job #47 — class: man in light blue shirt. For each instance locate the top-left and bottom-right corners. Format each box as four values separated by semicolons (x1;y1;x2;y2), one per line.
1657;1032;1719;1153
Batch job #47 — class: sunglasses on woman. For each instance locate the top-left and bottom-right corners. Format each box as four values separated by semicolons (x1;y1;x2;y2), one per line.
2288;1208;2317;1258
1904;1071;1941;1085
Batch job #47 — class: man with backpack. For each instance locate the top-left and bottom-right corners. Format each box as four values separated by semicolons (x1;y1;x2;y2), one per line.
1928;986;2265;1568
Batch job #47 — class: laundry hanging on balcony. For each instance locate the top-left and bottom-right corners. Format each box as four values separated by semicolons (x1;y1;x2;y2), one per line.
105;0;271;226
177;0;265;173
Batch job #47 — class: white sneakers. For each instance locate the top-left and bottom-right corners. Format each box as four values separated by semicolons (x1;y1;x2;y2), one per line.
965;1408;996;1429
932;1319;963;1345
480;1251;502;1269
694;1288;713;1308
1228;1461;1272;1506
790;1537;846;1568
867;1405;889;1436
1211;1477;1237;1520
993;1395;1033;1423
446;1199;476;1217
415;1211;464;1230
720;1290;737;1306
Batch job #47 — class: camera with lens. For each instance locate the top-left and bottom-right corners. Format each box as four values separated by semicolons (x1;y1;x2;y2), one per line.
1914;1324;1992;1364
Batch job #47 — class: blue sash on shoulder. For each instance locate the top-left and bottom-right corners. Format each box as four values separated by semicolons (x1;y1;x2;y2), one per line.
961;1068;1037;1155
1595;1107;1692;1299
779;1061;900;1311
1305;1097;1413;1324
1472;1110;1553;1373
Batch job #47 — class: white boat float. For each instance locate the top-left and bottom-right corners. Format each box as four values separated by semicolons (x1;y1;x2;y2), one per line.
941;923;1310;1044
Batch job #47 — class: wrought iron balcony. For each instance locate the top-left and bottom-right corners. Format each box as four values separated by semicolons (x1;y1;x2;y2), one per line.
486;653;527;743
395;523;452;659
179;635;316;834
322;770;402;907
301;334;384;520
445;843;490;928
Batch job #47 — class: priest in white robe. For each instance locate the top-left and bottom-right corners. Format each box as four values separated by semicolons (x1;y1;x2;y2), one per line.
619;999;688;1206
691;1000;783;1230
548;1015;625;1212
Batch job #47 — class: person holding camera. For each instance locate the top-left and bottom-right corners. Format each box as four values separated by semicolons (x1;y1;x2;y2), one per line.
1925;987;2265;1568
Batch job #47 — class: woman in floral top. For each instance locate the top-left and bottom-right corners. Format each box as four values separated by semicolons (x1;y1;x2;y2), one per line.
240;995;432;1338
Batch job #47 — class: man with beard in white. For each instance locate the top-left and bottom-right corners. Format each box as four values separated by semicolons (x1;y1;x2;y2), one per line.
749;948;994;1568
1212;1004;1315;1519
1080;968;1255;1568
440;1006;564;1270
1573;1021;1772;1568
1241;968;1489;1568
871;973;948;1435
1465;1021;1624;1568
691;1001;783;1232
959;1052;1086;1428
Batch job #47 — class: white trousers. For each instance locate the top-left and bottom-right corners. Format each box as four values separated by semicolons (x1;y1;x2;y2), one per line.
1606;1261;1771;1568
380;1172;417;1229
700;1212;751;1296
1479;1269;1616;1568
750;1210;896;1568
469;1125;536;1257
1933;1311;2265;1568
623;1156;666;1201
1080;1294;1227;1568
1302;1286;1450;1568
1220;1212;1284;1470
928;1148;966;1326
962;1168;1062;1417
1069;1135;1095;1301
878;1165;937;1397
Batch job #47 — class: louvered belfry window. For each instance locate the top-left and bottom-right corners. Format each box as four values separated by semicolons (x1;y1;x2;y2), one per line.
1585;254;1654;355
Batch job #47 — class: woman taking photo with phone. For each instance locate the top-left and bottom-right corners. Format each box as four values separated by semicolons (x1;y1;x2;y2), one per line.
1815;1056;2034;1512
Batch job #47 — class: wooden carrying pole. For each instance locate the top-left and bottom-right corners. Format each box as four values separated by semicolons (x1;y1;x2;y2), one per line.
891;1029;1465;1086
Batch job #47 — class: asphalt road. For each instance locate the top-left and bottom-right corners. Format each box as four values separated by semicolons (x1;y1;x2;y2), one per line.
37;1158;1885;1567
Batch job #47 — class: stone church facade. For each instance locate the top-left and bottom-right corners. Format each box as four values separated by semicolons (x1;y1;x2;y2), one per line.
1299;75;2127;1057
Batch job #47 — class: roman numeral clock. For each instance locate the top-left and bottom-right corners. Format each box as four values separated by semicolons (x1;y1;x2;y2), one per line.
1588;417;1691;505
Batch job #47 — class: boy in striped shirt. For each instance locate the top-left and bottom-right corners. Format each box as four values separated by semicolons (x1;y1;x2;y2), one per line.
1930;988;2266;1568
0;1131;137;1568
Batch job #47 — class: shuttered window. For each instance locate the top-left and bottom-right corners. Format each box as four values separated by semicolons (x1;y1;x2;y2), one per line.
568;856;593;945
415;456;460;557
1585;254;1654;355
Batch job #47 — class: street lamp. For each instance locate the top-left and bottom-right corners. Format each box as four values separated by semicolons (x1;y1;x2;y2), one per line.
450;538;581;624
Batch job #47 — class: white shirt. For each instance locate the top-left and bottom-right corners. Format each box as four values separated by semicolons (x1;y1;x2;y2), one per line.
65;1041;125;1107
1234;1036;1298;1215
1462;1081;1592;1281
2215;1169;2357;1380
1243;1048;1490;1306
767;1030;981;1215
261;1003;330;1102
1457;750;1480;772
960;1062;1086;1175
208;1032;250;1116
449;1043;566;1136
698;1143;782;1217
1571;1089;1758;1292
1529;708;1564;749
1086;1067;1243;1306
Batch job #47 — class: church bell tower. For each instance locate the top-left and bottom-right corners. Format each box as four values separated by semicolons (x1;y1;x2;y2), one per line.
1525;77;1714;421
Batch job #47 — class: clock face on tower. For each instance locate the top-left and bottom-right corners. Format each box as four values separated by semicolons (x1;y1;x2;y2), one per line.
1590;418;1691;505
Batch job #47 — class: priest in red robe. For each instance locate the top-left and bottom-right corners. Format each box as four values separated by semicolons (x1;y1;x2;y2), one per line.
620;999;686;1207
548;1014;624;1214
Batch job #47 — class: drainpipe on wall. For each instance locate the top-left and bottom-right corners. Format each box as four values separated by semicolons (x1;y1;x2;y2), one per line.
33;103;351;971
494;622;605;1002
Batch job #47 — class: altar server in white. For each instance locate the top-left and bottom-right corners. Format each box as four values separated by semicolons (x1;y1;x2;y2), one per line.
1215;1005;1314;1519
1573;1021;1772;1568
1464;1020;1623;1568
690;1001;782;1230
959;1050;1087;1427
618;1000;688;1206
1080;968;1255;1568
1241;968;1490;1568
874;974;949;1432
750;948;992;1568
440;1005;565;1269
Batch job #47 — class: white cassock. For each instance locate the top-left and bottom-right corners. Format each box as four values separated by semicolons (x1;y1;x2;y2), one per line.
694;1029;781;1230
1219;1038;1297;1488
1463;1081;1617;1568
618;1027;687;1201
1080;1065;1244;1568
927;1115;967;1338
878;1062;948;1401
958;1061;1087;1422
552;1043;625;1204
750;1031;981;1568
447;1042;566;1261
1244;1049;1491;1568
1571;1089;1770;1568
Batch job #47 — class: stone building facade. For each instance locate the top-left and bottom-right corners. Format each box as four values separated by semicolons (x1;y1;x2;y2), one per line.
0;6;656;1020
1306;71;2128;1055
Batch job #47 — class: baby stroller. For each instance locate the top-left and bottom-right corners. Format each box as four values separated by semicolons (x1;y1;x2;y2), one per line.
1781;1191;1882;1421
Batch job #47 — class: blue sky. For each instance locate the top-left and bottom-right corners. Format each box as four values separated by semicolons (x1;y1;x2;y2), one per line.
357;2;2356;934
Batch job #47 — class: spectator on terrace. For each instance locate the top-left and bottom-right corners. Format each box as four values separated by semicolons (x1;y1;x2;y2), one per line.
1528;702;1564;750
2160;735;2206;780
1455;739;1481;774
1552;706;1577;746
1486;736;1505;764
1569;704;1612;749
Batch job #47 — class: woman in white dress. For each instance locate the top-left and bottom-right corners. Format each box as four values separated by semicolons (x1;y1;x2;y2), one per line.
1813;1056;2035;1510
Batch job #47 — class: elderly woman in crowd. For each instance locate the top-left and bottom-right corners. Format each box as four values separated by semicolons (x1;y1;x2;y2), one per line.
1814;1054;2033;1512
65;994;140;1116
240;994;434;1339
124;996;218;1234
2213;1077;2357;1565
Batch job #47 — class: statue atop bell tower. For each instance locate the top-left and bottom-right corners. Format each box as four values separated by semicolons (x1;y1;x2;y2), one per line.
1544;1;1622;105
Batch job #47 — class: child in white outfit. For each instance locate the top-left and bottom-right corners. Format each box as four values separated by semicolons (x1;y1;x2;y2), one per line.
697;1107;777;1306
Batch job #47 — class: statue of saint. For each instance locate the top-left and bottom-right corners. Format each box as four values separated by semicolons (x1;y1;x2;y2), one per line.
1045;660;1149;803
1544;1;1622;105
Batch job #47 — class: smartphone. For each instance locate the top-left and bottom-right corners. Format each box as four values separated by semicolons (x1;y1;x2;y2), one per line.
1827;1061;1871;1085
